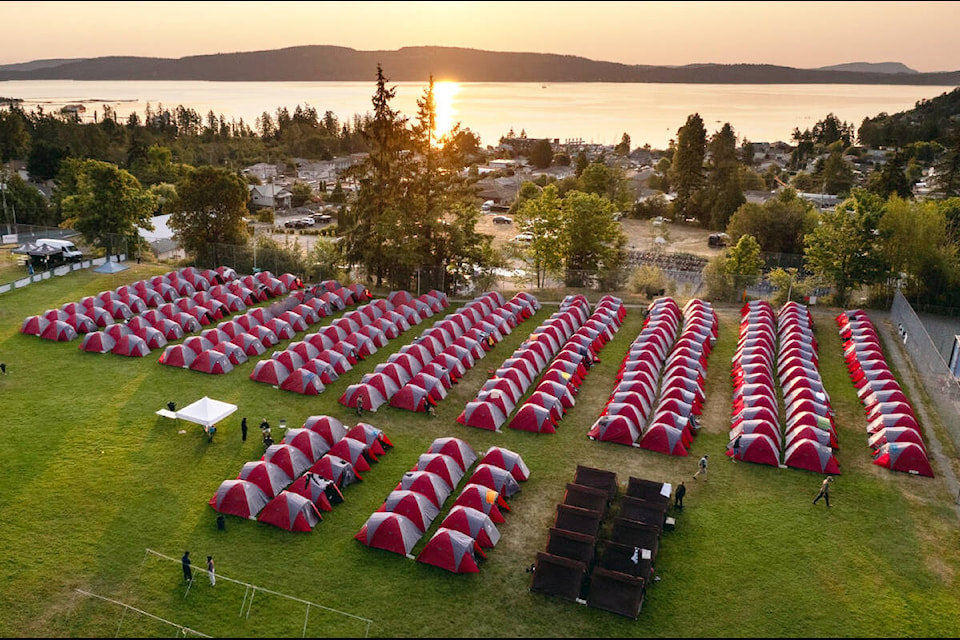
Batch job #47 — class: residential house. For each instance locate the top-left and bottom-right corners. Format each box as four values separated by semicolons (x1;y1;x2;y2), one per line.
243;163;282;183
249;184;293;210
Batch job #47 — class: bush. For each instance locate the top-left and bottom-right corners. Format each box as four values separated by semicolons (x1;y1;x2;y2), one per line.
256;208;275;224
628;264;667;299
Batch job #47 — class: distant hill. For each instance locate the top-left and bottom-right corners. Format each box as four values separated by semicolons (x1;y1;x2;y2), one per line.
0;58;88;73
0;46;957;85
816;62;918;74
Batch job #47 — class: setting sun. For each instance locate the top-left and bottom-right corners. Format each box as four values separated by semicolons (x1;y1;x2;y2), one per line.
433;81;460;140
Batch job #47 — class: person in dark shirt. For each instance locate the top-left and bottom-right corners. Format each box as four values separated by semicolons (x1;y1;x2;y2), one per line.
674;481;686;510
181;551;192;583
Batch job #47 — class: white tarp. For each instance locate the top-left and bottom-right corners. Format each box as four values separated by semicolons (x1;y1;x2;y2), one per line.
175;396;238;428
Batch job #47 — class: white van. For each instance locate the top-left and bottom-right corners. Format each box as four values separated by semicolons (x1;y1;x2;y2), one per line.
37;238;83;262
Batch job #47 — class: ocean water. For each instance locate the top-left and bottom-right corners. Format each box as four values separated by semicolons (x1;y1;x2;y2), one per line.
1;79;955;150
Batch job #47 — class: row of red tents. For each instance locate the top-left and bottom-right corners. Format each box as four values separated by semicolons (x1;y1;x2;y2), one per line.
247;285;410;389
387;292;540;413
459;294;588;432
506;295;626;434
209;415;392;531
634;299;717;455
24;266;263;345
590;298;713;451
729;301;840;473
342;291;537;413
356;437;529;573
771;302;840;474
159;283;339;375
63;268;301;357
837;310;933;477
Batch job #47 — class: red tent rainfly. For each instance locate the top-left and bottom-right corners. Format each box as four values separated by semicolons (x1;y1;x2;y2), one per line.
346;422;392;453
190;349;234;374
416;453;466;490
303;415;348;446
355;512;422;557
467;464;522;498
416;527;485;573
454;484;509;523
397;471;452;509
80;331;117;354
283;428;333;462
329;437;375;472
478;446;530;482
112;333;150;356
280;368;325;395
310;454;362;488
250;358;291;386
378;490;441;533
287;474;341;511
237;460;293;497
258;491;322;532
209;479;270;520
457;401;508;432
426;437;477;472
262;444;312;478
439;505;501;548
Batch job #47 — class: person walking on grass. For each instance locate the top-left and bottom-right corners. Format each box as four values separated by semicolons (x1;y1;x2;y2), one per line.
207;556;215;586
813;476;833;507
674;481;686;510
732;434;742;461
693;454;709;481
241;417;248;442
181;551;192;583
356;394;364;417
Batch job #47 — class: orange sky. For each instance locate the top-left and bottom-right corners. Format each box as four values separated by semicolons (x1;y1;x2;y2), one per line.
2;1;959;72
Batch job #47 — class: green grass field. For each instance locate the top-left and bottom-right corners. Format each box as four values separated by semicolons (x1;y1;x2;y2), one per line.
1;264;959;638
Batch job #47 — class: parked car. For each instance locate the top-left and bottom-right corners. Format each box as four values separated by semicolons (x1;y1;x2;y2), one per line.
512;232;534;244
284;218;315;229
492;215;512;225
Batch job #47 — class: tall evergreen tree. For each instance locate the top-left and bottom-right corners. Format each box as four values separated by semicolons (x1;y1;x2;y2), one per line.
669;113;707;221
705;123;745;230
343;64;410;287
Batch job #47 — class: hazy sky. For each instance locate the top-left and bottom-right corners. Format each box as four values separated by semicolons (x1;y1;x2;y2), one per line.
3;1;960;72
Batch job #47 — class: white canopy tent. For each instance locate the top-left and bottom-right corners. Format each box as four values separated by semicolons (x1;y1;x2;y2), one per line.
175;396;238;428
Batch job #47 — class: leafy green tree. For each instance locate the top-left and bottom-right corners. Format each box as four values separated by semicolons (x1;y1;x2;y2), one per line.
819;150;856;195
58;159;155;252
529;139;553;169
669;113;707;221
515;184;564;287
574;151;589;177
932;131;960;197
0;107;30;162
702;253;735;302
725;234;763;298
290;182;314;207
726;189;816;254
560;190;626;287
768;267;808;306
0;170;52;226
804;189;888;306
879;195;956;299
167;166;249;258
866;150;912;198
27;139;68;181
579;161;633;211
615;132;631;156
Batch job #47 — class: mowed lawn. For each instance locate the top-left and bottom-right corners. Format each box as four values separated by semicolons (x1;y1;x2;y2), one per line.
1;264;960;638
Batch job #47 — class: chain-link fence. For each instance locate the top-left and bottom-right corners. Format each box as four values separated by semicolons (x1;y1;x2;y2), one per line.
890;288;960;453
